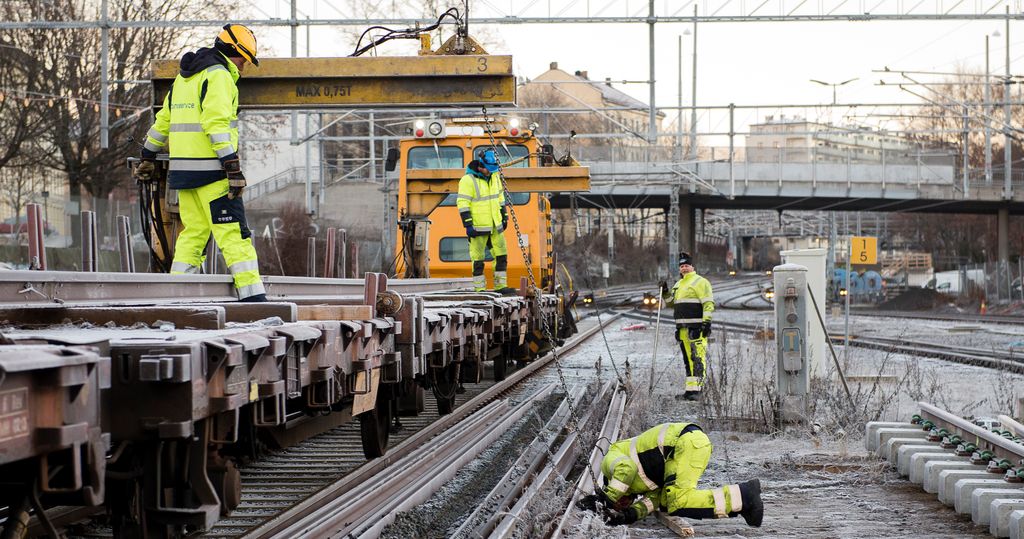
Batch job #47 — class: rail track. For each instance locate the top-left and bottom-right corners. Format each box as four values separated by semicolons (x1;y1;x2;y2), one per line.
0;268;638;536
237;314;621;538
855;309;1024;326
0;269;584;538
868;403;1024;537
622;310;1024;373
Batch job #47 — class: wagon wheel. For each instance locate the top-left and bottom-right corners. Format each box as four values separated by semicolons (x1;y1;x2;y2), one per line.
359;392;393;459
432;364;459;415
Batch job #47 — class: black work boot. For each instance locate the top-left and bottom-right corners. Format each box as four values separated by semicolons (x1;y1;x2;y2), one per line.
240;293;268;303
736;479;763;527
495;287;518;296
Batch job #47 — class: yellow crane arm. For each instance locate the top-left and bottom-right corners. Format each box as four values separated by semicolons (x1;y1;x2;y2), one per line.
150;55;515;110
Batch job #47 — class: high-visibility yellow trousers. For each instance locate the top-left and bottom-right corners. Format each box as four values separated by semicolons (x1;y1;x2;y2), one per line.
169;179;265;300
468;230;508;292
678;327;707;393
661;430;741;518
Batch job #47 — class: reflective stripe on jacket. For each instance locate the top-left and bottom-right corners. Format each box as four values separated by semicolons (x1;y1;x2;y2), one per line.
664;272;714;328
601;422;703;518
144;49;240;189
456;167;505;230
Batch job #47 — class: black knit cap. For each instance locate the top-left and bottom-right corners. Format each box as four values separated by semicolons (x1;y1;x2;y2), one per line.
468;159;486;172
678;252;693;266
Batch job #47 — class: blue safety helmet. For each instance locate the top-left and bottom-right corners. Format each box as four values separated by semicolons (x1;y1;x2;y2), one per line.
481;149;500;172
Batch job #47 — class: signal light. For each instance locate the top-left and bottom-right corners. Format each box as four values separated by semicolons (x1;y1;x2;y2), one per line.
510;128;519;136
415;129;424;137
428;121;443;136
839;288;848;297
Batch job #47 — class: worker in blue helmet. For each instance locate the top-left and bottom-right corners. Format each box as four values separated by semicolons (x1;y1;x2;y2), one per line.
481;149;501;172
456;151;516;295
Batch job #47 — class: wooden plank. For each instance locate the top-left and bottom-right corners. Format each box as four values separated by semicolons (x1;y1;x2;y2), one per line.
351;369;380;416
297;305;373;321
0;305;225;330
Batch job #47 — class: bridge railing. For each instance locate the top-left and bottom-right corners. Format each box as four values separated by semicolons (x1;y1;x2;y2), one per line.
584;144;960;192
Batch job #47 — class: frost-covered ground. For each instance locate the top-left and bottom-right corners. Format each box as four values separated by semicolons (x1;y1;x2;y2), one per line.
387;305;1016;538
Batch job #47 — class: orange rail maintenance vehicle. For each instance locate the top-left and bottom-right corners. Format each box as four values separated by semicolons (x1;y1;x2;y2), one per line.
393;116;587;291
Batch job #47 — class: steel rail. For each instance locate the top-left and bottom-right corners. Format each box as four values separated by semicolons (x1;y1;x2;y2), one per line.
450;385;587;538
269;399;515;538
348;383;559;539
919;402;1024;463
492;382;622;538
247;313;622;538
855;309;1024;326
0;270;470;306
352;385;561;539
551;383;627;539
622;312;1024;373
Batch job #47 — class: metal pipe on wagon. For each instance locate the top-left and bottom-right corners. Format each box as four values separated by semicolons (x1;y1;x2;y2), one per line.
27;203;46;270
324;227;336;278
307;237;317;277
349;241;359;279
204;240;221;274
116;215;135;272
339;229;348;278
82;211;98;272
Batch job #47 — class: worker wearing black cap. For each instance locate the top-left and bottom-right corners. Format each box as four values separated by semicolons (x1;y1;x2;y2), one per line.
659;252;714;400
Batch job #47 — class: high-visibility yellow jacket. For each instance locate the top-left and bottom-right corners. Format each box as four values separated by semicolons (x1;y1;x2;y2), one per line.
601;422;707;519
663;272;715;329
456;167;505;232
142;47;240;189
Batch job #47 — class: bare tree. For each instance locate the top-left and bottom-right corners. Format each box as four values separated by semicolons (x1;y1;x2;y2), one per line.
0;5;50;172
894;66;1024;264
0;166;42;243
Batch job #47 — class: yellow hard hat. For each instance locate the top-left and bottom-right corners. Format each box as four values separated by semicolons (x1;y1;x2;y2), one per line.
217;24;259;66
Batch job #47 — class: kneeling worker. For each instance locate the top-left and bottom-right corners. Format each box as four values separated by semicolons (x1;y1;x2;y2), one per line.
457;151;515;295
579;422;763;527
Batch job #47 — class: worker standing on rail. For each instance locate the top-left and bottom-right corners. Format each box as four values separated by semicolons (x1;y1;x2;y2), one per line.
135;24;267;302
457;151;516;295
660;252;714;400
578;422;763;527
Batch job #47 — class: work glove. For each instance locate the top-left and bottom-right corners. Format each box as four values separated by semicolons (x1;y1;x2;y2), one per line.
576;494;602;512
700;320;712;338
134;158;155;181
223;158;246;199
658;280;668;293
605;507;638;526
500;206;508;231
465;226;483;238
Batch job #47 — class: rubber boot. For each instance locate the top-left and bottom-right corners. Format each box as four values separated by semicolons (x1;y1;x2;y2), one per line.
733;479;763;527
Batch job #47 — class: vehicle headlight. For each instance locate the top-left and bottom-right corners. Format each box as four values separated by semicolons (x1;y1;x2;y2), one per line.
428;121;443;136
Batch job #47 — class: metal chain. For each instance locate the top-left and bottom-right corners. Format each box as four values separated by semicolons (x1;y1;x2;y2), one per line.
567;201;629;387
481;109;605;491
